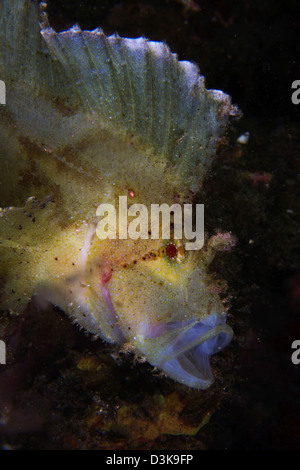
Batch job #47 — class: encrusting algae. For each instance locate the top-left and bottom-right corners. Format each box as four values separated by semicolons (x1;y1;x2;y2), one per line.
0;0;240;389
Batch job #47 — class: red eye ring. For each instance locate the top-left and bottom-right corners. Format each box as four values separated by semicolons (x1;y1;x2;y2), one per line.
166;243;178;259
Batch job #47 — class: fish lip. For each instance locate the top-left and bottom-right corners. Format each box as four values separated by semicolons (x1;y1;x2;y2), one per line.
101;285;125;343
155;319;233;389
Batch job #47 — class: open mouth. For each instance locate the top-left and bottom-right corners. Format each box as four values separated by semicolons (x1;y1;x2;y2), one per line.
156;315;233;389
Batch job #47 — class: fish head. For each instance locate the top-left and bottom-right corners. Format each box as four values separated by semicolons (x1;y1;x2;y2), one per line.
0;0;239;389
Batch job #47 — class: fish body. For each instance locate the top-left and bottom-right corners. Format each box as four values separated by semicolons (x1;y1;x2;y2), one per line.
0;0;238;389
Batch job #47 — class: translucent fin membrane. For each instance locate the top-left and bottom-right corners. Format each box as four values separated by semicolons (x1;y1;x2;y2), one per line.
41;26;237;189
